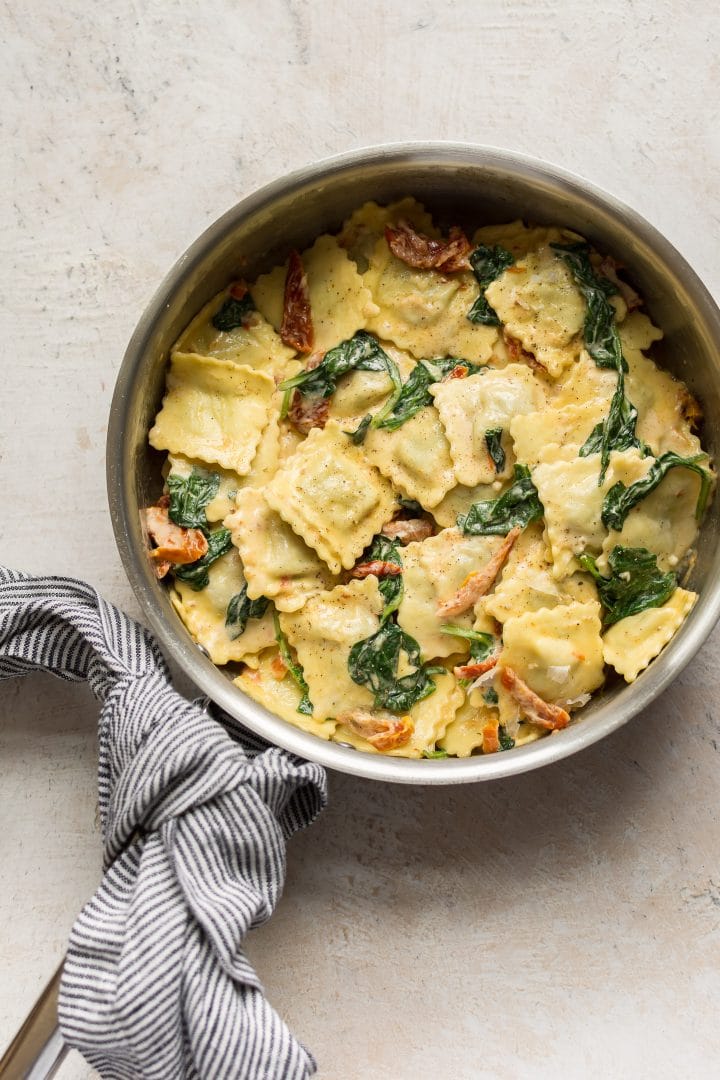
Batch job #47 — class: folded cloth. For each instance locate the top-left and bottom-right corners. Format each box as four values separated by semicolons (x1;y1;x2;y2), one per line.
0;567;327;1079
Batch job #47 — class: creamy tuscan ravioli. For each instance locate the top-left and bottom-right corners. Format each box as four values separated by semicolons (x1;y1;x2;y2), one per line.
143;200;713;759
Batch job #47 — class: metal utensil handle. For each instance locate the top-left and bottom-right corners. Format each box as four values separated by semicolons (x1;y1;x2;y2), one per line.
0;964;67;1079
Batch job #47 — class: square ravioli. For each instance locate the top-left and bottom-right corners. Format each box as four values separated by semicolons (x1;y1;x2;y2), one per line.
499;600;605;704
602;588;697;682
363;405;457;510
252;234;376;352
532;448;653;580
363;235;498;361
481;523;597;624
264;420;397;574
431;364;545;486
509;398;610;469
225;487;337;612
235;651;338;740
149;353;275;474
397;528;507;659
173;290;297;379
485;245;586;377
171;549;275;667
279;577;383;721
338;197;439;269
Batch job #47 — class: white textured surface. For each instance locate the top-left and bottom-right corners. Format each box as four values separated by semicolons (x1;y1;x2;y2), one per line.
1;2;719;1077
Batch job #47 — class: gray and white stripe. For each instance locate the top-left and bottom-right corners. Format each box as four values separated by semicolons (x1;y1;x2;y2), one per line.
0;566;327;1079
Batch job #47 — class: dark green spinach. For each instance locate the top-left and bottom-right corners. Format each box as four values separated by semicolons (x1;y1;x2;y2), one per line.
467;244;515;325
553;242;641;482
211;292;255;332
485;427;506;473
578;546;677;626
225;585;270;640
484;687;500;706
361;535;404;621
167;469;220;530
441;624;496;662
459;465;543;536
602;452;712;531
579;376;639;463
371;356;481;434
273;612;313;715
172;528;233;591
551;242;624;371
397;497;423;514
498;726;515;751
347;620;443;713
279;330;401;403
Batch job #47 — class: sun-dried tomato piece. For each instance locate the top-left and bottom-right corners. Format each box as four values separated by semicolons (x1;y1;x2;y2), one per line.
500;667;570;730
436;528;521;618
229;280;249;300
385;220;473;273
143;504;208;575
446;364;470;380
270;655;288;680
280;249;314;353
287;390;329;434
349;560;403;580
453;656;498;680
503;330;546;373
482;716;500;754
381;518;434;543
338;708;414;751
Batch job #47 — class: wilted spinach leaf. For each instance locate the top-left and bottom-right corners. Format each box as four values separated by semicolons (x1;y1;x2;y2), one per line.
580;368;641;482
211;292;255;332
441;624;496;662
498;726;515;751
225;585;270;640
397;496;423;514
551;242;624;371
360;535;404;621
578;546;677;626
459;465;543;536
172;528;232;591
280;330;401;403
602;452;712;531
167;469;220;530
373;356;481;433
348;619;443;713
485;427;506;473
484;687;499;706
273;612;313;715
422;749;449;759
467;244;515;325
552;241;640;481
345;414;373;445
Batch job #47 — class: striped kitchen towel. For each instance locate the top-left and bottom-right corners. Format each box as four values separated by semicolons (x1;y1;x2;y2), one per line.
0;567;327;1079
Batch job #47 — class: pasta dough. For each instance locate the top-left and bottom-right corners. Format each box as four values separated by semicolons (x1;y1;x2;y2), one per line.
602;589;697;682
225;488;336;612
279;578;383;721
253;234;376;352
171;549;275;667
149;352;275;474
432;364;544;485
485;245;586;377
265;421;397;574
174;293;297;378
364;236;498;362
